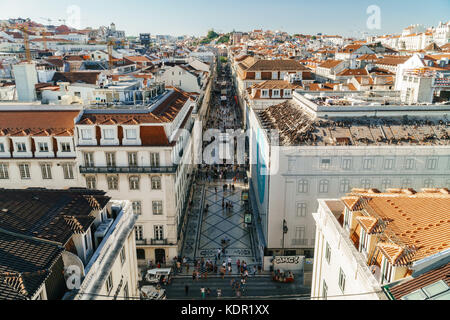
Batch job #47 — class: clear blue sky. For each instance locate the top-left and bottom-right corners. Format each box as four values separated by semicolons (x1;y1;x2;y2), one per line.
1;0;449;37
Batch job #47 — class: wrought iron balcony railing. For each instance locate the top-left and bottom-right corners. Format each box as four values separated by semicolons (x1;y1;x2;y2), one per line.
79;165;177;174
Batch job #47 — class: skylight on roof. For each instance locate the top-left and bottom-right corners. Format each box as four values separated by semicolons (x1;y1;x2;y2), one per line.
402;280;449;300
422;280;449;298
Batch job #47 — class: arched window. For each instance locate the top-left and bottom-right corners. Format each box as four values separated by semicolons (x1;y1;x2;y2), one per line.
297;179;309;194
340;179;350;193
319;180;330;193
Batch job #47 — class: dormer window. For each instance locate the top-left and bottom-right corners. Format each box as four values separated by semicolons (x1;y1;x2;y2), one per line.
103;129;115;140
38;142;49;152
61;143;71;153
272;89;280;97
125;129;137;140
381;258;394;284
360;228;369;254
284;89;292;97
255;72;261;80
16;143;27;153
261;90;269;98
81;129;92;140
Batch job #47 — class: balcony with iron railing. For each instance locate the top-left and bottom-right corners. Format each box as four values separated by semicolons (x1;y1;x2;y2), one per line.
79;165;178;175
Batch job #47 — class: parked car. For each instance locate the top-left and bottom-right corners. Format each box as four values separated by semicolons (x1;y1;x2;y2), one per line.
145;268;172;284
140;286;166;300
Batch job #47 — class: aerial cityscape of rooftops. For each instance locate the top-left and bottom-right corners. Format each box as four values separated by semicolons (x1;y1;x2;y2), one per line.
0;3;449;305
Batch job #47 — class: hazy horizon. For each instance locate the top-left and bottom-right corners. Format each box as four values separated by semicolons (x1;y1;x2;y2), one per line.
1;0;449;38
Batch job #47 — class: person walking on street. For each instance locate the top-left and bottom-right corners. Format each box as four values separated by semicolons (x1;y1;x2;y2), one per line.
236;259;240;273
201;287;206;300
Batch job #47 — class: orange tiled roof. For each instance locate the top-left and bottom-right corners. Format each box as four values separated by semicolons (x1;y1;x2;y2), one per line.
342;189;450;266
0;111;80;137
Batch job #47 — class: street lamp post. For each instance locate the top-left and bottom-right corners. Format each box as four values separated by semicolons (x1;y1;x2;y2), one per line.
282;219;288;256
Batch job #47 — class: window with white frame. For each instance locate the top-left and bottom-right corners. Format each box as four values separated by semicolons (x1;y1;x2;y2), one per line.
0;163;9;179
38;142;49;152
132;201;142;215
106;272;113;293
154;225;164;240
363;158;374;170
272;89;280;97
62;163;74;180
135;225;144;240
103;128;115;140
81;128;92;140
381;258;394;284
283;89;292;97
343;208;351;229
342;158;352;170
84;152;94;167
151;176;162;190
296;203;307;217
426;158;438;170
152;201;163;215
401;178;412;189
106;152;116;167
120;247;126;265
320;158;331;169
16;142;27;153
126;152;137;167
255;72;261;80
129;176;140;190
325;242;331;264
361;178;372;189
60;142;71;153
322;281;328;300
340;179;350;193
123;282;129;299
40;164;52;180
150;153;160;167
360;228;369;253
261;89;269;98
86;176;96;189
0;143;4;153
338;268;346;292
125;129;137;140
294;226;306;245
405;158;415;170
381;179;392;191
319;179;330;193
107;175;119;190
272;71;278;80
297;179;309;193
19;164;30;180
384;158;394;170
288;158;296;172
423;178;434;189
